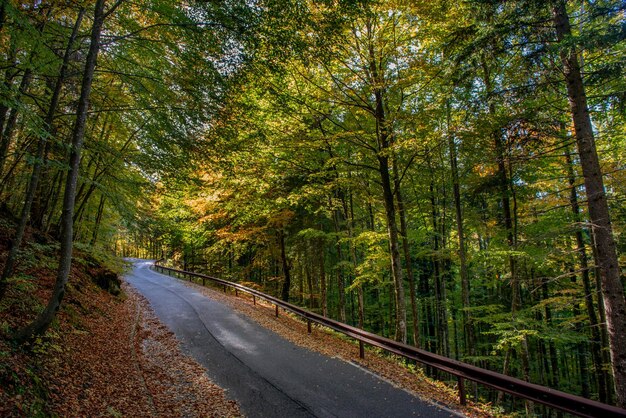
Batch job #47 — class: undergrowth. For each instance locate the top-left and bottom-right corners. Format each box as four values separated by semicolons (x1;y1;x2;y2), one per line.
0;216;125;416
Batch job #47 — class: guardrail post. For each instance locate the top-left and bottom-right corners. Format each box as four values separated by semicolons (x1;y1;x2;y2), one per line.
457;376;466;406
307;320;312;334
235;289;238;297
202;277;205;286
223;284;226;293
275;305;279;317
359;341;365;359
253;295;256;305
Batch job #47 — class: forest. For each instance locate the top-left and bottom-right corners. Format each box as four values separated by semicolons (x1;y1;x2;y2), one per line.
0;0;624;414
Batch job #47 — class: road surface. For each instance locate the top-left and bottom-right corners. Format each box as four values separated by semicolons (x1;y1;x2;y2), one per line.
126;260;461;418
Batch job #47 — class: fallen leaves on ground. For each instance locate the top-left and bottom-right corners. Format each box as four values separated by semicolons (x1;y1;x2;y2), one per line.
43;281;241;417
1;270;241;417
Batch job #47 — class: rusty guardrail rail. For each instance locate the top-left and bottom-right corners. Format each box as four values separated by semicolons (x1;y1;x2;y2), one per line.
152;261;626;418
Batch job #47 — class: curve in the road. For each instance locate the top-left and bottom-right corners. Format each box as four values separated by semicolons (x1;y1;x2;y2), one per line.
126;260;461;418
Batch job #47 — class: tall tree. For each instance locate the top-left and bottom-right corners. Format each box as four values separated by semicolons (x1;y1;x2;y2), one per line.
552;1;626;406
14;0;110;342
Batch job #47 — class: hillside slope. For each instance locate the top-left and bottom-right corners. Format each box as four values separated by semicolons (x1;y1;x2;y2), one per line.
0;215;240;416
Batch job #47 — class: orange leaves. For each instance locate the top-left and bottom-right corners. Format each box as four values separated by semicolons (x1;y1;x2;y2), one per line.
0;265;241;416
266;209;295;229
216;225;268;243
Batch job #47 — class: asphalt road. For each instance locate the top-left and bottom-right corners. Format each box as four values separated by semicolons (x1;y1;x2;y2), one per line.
126;260;461;418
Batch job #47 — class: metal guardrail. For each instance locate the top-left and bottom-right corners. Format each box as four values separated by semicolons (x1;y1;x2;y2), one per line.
152;261;626;418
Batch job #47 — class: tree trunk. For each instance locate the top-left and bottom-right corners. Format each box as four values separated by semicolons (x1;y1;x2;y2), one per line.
43;170;65;235
393;158;419;347
298;261;304;304
306;255;315;309
379;153;407;343
90;194;105;246
541;278;560;391
565;148;609;401
332;204;346;322
428;172;448;357
347;189;364;329
366;27;407;343
0;2;6;32
14;0;107;343
553;2;626;406
447;128;474;359
279;229;291;302
319;241;327;317
0;69;32;177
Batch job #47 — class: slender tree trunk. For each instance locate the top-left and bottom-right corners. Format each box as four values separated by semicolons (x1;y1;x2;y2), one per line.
366;27;407;343
74;173;105;227
332;205;346;322
565;148;609;401
573;299;591;398
447;129;474;359
541;278;561;391
298;260;304;304
590;231;615;404
347;189;364;328
419;249;435;353
44;170;65;235
429;173;448;357
279;229;291;302
0;43;19;144
319;242;327;317
14;0;107;343
378;153;407;343
497;349;512;405
393;158;419;347
0;69;33;177
553;2;626;406
90;194;105;246
306;248;315;309
0;2;6;32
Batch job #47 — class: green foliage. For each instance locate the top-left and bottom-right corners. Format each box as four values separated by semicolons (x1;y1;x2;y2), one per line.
118;2;625;409
1;0;623;413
